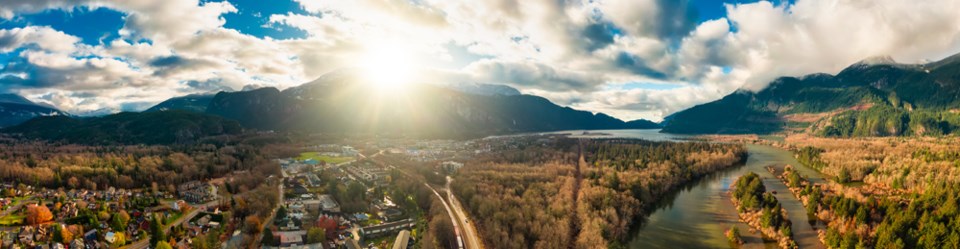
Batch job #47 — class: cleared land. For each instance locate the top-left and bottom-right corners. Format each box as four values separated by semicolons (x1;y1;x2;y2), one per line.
296;152;354;164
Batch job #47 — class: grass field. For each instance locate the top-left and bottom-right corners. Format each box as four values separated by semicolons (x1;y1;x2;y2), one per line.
165;212;184;225
0;214;25;226
296;152;354;164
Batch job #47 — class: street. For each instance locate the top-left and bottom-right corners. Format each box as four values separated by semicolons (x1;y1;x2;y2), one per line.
444;176;482;249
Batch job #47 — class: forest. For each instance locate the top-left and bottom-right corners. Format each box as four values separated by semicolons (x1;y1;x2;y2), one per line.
0;140;291;191
731;172;796;249
787;134;960;191
816;105;960;137
451;137;746;248
779;135;960;248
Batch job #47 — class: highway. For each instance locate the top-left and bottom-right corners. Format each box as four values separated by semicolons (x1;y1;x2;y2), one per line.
444;176;483;249
364;150;483;249
425;183;466;249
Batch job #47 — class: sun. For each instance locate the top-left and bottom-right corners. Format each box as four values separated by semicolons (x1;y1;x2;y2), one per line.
359;43;419;90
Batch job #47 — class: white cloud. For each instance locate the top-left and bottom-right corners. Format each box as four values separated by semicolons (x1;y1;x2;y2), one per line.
719;0;960;90
2;0;960;121
0;26;80;53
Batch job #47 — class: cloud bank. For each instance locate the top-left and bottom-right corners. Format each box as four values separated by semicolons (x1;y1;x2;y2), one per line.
0;0;959;121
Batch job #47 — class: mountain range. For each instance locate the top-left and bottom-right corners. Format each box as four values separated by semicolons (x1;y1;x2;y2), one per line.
0;93;68;128
1;71;660;143
11;50;958;143
4;111;242;144
145;93;217;113
662;53;960;136
201;71;660;137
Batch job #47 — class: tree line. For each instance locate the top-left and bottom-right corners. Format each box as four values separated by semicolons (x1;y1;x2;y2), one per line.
0;141;285;191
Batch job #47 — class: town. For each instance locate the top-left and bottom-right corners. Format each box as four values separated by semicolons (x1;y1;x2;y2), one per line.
0;136;518;249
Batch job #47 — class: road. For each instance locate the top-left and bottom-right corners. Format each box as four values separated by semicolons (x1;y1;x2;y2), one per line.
0;197;35;217
445;176;483;249
364;150;481;249
424;183;465;249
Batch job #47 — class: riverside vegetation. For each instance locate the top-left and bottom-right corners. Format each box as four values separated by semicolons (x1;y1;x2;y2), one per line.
452;136;746;248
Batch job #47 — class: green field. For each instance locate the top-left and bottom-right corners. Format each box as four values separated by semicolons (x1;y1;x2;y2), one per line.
296;152;354;164
0;214;25;226
165;212;184;225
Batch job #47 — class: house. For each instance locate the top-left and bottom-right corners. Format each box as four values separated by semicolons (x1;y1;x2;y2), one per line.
276;231;306;247
352;213;369;222
345;238;362;249
392;230;411;249
360;219;417;238
104;232;117;244
342;146;358;156
442;161;464;173
318;195;341;213
83;230;97;246
380;208;404;221
196;215;212;227
302;199;322;211
69;238;84;249
178;181;217;203
173;200;189;211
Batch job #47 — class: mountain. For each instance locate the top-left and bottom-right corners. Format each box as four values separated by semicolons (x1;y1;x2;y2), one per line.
662;53;960;136
145;93;216;113
2;110;242;145
204;72;660;137
444;82;522;96
0;93;69;128
625;118;662;129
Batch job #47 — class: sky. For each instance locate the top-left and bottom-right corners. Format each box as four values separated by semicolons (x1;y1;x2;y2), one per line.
1;0;959;120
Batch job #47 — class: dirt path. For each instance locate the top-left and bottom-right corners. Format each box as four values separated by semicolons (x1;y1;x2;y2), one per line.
569;139;585;248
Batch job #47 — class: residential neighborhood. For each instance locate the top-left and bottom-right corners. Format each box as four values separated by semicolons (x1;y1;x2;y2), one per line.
265;145;422;248
0;181;227;249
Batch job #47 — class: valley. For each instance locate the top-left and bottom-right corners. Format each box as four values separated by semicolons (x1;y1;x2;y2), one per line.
2;1;960;249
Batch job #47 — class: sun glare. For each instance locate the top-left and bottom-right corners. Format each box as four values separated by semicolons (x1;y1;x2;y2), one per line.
359;43;419;90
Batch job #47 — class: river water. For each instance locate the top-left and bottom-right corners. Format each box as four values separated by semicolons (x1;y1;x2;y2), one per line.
552;129;827;249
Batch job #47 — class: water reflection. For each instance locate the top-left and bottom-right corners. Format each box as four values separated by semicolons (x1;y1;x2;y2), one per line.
542;130;824;249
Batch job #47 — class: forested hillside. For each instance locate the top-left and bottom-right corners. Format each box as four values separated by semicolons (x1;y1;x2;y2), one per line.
663;53;960;137
2;110;243;145
202;72;660;137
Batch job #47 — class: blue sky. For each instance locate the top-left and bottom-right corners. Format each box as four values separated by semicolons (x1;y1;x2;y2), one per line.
690;0;794;22
0;0;958;120
0;0;764;59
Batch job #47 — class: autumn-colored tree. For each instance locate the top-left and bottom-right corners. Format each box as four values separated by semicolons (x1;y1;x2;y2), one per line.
316;216;338;239
452;138;746;248
111;210;130;231
25;204;53;225
98;211;111;222
65;224;82;242
306;227;325;244
67;176;79;189
243;215;262;235
155;241;173;249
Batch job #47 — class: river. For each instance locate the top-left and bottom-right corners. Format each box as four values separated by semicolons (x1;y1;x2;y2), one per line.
550;129;827;249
